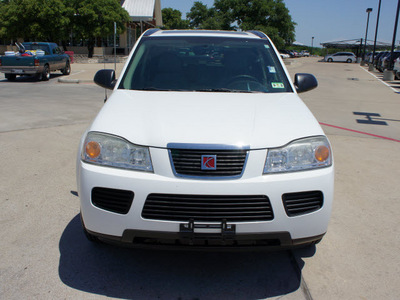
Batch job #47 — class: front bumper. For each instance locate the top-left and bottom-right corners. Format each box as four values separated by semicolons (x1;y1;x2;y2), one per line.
78;147;334;248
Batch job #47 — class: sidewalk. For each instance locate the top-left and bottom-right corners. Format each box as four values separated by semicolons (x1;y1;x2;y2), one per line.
58;62;126;84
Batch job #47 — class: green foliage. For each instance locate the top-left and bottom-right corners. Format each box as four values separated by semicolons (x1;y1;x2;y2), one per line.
187;2;231;30
213;0;296;48
162;8;190;29
0;0;71;41
0;0;129;56
68;0;129;39
184;0;296;48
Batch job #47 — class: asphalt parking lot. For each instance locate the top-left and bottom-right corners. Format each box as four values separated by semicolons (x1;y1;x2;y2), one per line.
0;57;399;299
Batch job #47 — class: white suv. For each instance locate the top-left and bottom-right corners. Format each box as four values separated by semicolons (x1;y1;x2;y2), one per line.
77;29;334;250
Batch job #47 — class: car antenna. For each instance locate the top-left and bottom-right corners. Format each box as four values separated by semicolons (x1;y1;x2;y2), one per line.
103;45;108;102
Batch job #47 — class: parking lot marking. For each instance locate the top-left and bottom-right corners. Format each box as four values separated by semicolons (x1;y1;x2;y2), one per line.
353;112;388;126
320;122;400;143
359;66;399;93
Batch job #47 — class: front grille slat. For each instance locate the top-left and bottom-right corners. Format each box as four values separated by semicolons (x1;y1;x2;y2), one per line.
170;148;247;178
142;194;274;222
282;191;323;217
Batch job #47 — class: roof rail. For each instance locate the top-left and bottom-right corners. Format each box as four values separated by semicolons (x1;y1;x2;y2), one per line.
246;30;268;39
143;28;161;36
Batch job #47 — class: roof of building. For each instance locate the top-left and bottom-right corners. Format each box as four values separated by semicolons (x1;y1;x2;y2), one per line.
121;0;162;25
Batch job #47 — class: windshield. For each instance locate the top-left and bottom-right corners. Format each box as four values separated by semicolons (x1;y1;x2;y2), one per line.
119;36;292;93
23;44;50;54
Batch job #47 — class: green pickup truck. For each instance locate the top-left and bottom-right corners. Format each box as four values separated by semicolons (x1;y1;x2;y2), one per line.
0;42;71;81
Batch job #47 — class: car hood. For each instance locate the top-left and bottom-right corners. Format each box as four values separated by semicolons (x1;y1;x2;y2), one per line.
89;90;324;149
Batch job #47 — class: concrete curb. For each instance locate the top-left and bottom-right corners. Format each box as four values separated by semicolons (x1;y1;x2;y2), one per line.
58;78;93;84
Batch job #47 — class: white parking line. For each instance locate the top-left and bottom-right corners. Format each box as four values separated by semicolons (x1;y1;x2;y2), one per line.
359;66;399;93
69;70;85;77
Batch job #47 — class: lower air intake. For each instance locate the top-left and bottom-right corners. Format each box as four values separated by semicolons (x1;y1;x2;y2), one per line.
282;191;323;217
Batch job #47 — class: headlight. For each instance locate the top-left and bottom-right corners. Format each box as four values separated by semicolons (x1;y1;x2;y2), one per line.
264;136;332;174
81;132;153;172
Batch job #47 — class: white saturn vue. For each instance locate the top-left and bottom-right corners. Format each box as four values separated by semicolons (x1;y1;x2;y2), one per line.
77;29;334;250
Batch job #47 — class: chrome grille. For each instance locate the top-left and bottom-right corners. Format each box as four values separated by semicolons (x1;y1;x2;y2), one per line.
142;194;274;222
170;148;247;178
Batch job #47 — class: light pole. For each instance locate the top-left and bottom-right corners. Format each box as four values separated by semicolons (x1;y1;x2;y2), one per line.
311;37;314;55
371;0;382;68
383;0;400;81
363;8;373;62
389;0;400;70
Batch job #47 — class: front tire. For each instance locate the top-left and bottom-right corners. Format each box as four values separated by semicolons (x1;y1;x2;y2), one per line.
327;58;333;62
346;58;352;63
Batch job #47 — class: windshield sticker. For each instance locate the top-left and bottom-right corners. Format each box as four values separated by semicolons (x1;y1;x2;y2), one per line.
272;82;285;89
268;66;276;73
264;45;270;49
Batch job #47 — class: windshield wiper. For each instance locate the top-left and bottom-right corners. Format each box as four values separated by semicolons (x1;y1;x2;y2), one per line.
137;87;190;91
137;87;259;93
194;88;255;93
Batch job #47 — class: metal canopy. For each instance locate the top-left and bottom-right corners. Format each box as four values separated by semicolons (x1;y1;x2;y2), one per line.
321;39;392;49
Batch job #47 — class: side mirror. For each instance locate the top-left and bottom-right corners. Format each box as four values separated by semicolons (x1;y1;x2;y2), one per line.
94;69;117;90
294;73;318;93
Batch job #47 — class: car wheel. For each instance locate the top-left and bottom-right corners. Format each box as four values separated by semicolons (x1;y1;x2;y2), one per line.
62;61;71;75
346;59;352;63
41;64;50;81
5;73;16;81
80;213;101;243
327;58;333;62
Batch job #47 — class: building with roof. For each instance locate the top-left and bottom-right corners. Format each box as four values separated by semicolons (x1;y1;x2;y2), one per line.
121;0;163;54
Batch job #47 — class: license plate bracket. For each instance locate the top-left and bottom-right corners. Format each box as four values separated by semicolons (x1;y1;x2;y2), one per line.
179;219;236;244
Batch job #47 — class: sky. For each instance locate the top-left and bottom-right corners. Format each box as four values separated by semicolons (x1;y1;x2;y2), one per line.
161;0;400;47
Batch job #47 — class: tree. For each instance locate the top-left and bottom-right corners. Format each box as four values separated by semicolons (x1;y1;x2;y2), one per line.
0;0;130;57
187;0;296;48
0;0;71;43
68;0;130;57
187;1;231;30
214;0;296;48
162;8;189;29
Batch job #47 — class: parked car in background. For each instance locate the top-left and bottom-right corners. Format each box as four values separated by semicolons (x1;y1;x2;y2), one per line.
379;51;400;72
279;52;290;59
372;51;387;69
393;57;400;79
373;51;387;64
365;52;373;63
0;42;70;81
324;52;356;63
279;50;296;58
375;51;390;72
300;50;310;57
